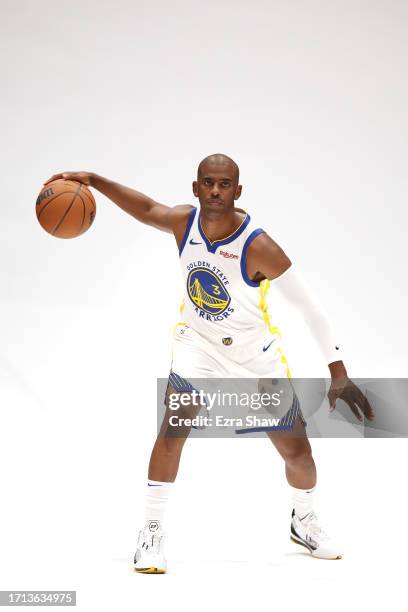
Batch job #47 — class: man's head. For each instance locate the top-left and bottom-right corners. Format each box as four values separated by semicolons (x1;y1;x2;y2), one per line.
192;153;242;217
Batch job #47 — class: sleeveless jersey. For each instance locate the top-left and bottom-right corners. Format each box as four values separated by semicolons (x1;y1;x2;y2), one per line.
177;206;281;345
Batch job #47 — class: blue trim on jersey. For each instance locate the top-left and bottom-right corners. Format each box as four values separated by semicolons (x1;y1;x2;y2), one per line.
179;207;197;256
240;228;266;286
197;210;251;254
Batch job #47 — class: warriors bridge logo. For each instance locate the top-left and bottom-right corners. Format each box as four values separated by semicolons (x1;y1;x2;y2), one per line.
187;267;233;321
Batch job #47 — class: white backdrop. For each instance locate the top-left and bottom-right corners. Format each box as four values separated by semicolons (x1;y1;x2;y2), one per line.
1;1;407;610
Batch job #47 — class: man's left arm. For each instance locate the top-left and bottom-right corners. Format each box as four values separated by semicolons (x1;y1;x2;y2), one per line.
247;233;374;421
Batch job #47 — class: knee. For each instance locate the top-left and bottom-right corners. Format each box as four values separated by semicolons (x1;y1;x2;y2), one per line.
154;434;187;456
281;443;313;467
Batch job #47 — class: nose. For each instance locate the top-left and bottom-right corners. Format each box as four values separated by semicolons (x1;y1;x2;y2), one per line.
211;184;220;197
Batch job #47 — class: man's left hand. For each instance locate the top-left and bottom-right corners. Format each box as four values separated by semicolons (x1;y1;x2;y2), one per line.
328;377;374;422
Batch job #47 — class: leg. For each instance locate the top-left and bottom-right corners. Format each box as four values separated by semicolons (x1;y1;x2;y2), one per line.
134;384;201;573
148;437;187;482
267;416;316;489
267;416;342;559
148;382;201;482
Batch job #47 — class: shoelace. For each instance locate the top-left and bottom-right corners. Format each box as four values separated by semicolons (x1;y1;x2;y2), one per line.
301;512;329;541
141;532;163;554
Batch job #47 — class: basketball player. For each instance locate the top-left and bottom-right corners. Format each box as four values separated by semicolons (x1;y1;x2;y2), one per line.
45;155;373;573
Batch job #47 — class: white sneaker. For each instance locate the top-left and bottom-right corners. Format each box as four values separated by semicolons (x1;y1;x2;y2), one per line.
290;509;343;559
134;520;167;574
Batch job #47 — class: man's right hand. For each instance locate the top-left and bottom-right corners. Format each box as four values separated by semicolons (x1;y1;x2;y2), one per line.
41;171;192;240
44;171;93;186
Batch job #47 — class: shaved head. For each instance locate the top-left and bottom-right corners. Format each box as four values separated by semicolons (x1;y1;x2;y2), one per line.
193;153;242;216
197;153;239;184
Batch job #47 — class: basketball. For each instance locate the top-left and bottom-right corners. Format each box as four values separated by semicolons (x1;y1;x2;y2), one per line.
35;179;96;238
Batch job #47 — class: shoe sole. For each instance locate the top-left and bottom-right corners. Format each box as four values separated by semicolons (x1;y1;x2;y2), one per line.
290;535;343;560
134;567;166;574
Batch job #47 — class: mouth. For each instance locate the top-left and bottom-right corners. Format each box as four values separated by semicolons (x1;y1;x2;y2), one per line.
207;199;223;205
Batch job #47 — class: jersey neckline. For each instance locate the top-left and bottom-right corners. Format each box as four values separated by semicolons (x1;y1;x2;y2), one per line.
197;208;251;254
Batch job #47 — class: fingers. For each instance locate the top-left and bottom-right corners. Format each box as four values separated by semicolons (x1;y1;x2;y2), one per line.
43;173;63;185
327;377;348;413
43;172;83;185
354;388;375;420
328;383;374;423
327;389;337;412
328;393;362;421
345;399;363;422
346;386;375;421
361;396;375;420
328;378;375;424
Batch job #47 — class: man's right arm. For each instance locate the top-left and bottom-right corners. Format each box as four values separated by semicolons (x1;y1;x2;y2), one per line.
44;171;192;237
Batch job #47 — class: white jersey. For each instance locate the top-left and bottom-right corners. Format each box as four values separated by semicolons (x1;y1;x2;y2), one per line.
169;205;299;424
178;206;281;349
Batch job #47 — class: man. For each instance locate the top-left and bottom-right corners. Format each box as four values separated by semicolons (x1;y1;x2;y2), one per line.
46;154;373;574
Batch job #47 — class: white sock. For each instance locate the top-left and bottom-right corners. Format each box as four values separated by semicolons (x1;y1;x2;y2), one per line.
145;480;173;529
290;484;316;519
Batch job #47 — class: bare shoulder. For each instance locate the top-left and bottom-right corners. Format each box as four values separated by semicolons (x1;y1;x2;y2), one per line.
248;231;286;255
168;204;195;248
168;204;195;229
247;231;292;280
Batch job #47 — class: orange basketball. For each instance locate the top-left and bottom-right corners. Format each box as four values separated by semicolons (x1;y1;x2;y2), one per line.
36;179;96;238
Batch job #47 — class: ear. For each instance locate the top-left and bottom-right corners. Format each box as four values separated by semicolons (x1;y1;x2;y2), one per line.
234;184;242;200
192;180;198;197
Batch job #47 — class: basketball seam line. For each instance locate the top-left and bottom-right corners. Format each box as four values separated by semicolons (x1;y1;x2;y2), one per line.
78;189;86;232
52;182;82;235
37;190;78;219
80;186;95;208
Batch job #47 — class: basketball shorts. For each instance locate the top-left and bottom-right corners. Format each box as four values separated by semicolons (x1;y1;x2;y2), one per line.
166;323;307;432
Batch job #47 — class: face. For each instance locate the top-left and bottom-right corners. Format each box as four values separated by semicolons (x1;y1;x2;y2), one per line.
192;161;242;218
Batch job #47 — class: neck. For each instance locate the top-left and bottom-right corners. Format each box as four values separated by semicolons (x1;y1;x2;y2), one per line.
200;207;245;242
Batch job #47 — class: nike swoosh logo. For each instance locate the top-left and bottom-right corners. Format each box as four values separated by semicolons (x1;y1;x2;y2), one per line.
189;239;202;245
148;484;162;487
263;341;273;352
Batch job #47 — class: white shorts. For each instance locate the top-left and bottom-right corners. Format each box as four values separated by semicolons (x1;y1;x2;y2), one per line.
167;323;306;431
170;323;290;378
